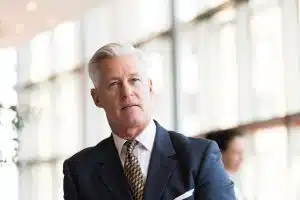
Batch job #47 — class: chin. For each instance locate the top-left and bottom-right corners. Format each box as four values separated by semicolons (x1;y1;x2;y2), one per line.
123;114;149;126
124;117;143;127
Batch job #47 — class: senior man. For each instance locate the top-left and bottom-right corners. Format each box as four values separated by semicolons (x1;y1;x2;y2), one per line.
63;43;236;200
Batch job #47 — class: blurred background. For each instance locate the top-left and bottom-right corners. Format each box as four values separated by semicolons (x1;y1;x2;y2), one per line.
0;0;300;199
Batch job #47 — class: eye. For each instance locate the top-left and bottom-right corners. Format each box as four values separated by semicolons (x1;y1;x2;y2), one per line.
108;81;119;88
131;78;141;82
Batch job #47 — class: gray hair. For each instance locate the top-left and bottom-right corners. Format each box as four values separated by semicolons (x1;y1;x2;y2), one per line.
88;43;148;86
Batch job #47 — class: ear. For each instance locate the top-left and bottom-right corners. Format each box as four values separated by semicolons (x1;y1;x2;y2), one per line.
91;88;103;108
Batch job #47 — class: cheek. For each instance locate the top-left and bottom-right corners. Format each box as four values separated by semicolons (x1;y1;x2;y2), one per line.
224;153;237;165
231;154;243;166
101;93;119;109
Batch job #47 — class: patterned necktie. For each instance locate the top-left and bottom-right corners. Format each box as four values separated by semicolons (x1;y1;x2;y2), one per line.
124;140;144;200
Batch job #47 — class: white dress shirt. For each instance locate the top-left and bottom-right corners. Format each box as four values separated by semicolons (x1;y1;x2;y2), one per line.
112;120;156;182
228;173;246;200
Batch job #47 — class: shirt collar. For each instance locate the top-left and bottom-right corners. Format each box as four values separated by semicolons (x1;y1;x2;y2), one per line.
112;119;156;156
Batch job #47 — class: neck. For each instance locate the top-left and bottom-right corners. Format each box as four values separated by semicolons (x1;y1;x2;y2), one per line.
110;118;151;140
226;169;235;176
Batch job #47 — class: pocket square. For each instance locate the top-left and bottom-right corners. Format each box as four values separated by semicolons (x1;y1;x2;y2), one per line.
174;189;195;200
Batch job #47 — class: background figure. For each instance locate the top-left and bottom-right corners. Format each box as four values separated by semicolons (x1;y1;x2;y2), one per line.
206;128;246;200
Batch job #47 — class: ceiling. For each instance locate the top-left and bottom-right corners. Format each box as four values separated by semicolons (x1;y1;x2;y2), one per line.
0;0;102;48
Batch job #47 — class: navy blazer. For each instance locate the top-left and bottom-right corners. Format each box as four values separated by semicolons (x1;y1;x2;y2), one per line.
63;121;236;200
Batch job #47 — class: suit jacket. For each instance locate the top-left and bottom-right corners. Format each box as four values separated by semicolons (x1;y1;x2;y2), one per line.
63;121;236;200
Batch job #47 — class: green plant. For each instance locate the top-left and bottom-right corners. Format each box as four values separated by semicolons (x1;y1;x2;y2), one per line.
0;104;24;131
0;103;24;165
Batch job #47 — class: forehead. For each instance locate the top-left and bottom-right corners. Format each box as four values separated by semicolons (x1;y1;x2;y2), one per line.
228;137;245;149
99;55;141;75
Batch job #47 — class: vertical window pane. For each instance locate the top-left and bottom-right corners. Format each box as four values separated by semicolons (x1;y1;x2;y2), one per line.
18;90;37;161
178;30;202;134
288;124;300;200
177;0;202;22
299;0;300;21
194;21;219;132
139;37;174;129
53;75;82;156
0;163;18;200
251;7;285;120
0;48;17;105
0;48;18;200
19;166;33;200
32;163;53;200
55;159;64;200
30;31;52;82
138;0;171;34
253;126;288;200
216;23;238;128
30;84;53;159
187;13;237;133
250;0;278;7
53;21;80;73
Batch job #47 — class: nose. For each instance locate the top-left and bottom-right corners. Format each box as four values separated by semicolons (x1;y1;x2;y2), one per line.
121;81;133;98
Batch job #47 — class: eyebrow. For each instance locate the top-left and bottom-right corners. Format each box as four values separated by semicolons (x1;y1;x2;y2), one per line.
105;72;144;83
107;73;140;80
107;77;120;81
128;73;140;77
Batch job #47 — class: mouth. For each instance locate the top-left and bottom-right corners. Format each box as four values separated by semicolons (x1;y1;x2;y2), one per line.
121;104;139;110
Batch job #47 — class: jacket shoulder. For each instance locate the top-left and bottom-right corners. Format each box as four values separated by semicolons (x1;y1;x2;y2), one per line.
168;131;217;171
64;137;111;167
168;131;212;153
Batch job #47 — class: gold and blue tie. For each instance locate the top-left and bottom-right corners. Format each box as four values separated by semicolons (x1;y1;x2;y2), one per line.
124;140;144;200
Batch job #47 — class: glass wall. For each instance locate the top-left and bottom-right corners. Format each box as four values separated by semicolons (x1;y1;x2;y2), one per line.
0;48;18;200
17;19;83;200
251;6;286;120
29;31;52;82
139;37;174;129
288;121;300;200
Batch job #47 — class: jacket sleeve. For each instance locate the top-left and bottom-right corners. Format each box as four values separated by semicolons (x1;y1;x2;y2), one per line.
63;160;78;200
195;141;236;200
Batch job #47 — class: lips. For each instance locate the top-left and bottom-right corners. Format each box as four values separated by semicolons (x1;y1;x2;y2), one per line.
121;104;139;110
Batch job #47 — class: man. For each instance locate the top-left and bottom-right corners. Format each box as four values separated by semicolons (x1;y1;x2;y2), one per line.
63;43;236;200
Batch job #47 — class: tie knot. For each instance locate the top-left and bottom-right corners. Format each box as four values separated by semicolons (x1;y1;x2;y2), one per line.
125;140;138;154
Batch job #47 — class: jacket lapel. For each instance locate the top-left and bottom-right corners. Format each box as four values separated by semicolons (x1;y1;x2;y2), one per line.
144;121;177;200
95;136;133;200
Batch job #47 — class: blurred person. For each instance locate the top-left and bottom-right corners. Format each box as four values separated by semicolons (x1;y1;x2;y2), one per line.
206;128;246;200
63;43;235;200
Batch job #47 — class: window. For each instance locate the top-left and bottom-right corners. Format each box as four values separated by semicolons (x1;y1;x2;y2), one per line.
53;75;82;156
193;21;219;132
288;124;300;200
178;30;202;134
177;0;229;22
29;84;53;159
182;12;238;133
30;31;52;82
251;7;285;120
53;21;80;73
32;163;53;200
253;126;288;200
0;48;17;105
139;37;174;130
138;0;171;34
177;0;202;22
0;48;18;200
250;0;278;8
216;23;238;128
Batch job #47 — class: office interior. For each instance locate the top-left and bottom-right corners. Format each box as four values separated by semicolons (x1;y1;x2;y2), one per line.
0;0;300;199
